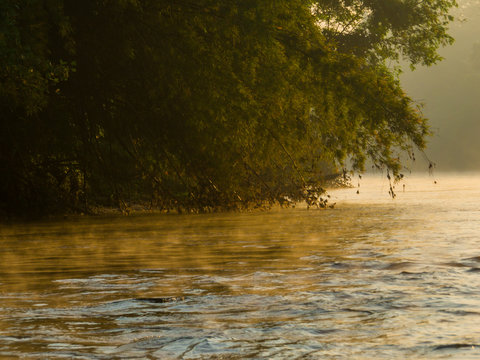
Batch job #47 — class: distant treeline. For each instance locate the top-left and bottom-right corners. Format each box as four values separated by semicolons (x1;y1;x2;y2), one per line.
0;0;456;216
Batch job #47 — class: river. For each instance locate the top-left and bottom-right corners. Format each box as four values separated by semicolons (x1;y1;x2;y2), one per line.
1;173;480;359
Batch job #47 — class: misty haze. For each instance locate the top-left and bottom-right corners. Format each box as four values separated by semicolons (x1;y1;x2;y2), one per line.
402;0;480;171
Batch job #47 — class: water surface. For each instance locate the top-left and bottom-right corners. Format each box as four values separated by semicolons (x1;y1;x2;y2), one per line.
2;173;480;359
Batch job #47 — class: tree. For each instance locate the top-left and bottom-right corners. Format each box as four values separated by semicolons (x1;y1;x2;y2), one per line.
0;0;77;215
0;0;457;216
313;0;457;66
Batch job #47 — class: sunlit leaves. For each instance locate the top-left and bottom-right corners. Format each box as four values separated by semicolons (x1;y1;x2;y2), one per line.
313;0;457;66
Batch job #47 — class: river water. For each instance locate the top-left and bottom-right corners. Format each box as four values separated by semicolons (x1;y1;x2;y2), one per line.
1;173;480;359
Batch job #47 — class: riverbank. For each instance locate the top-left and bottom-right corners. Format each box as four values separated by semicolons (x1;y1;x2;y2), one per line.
1;174;350;221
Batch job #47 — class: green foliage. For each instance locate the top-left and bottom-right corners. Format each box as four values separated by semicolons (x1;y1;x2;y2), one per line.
0;0;456;216
0;0;79;216
313;0;457;66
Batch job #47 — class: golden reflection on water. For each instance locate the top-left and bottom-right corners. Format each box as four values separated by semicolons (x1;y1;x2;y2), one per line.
0;206;406;295
2;173;480;358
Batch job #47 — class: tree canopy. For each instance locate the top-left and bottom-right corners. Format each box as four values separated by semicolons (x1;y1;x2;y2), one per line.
0;0;457;216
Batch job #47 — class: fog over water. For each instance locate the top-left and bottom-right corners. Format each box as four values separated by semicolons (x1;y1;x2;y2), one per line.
2;174;480;359
401;0;480;171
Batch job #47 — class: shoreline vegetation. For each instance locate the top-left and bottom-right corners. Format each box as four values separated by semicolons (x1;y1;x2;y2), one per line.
0;175;350;221
88;174;351;217
1;1;457;219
